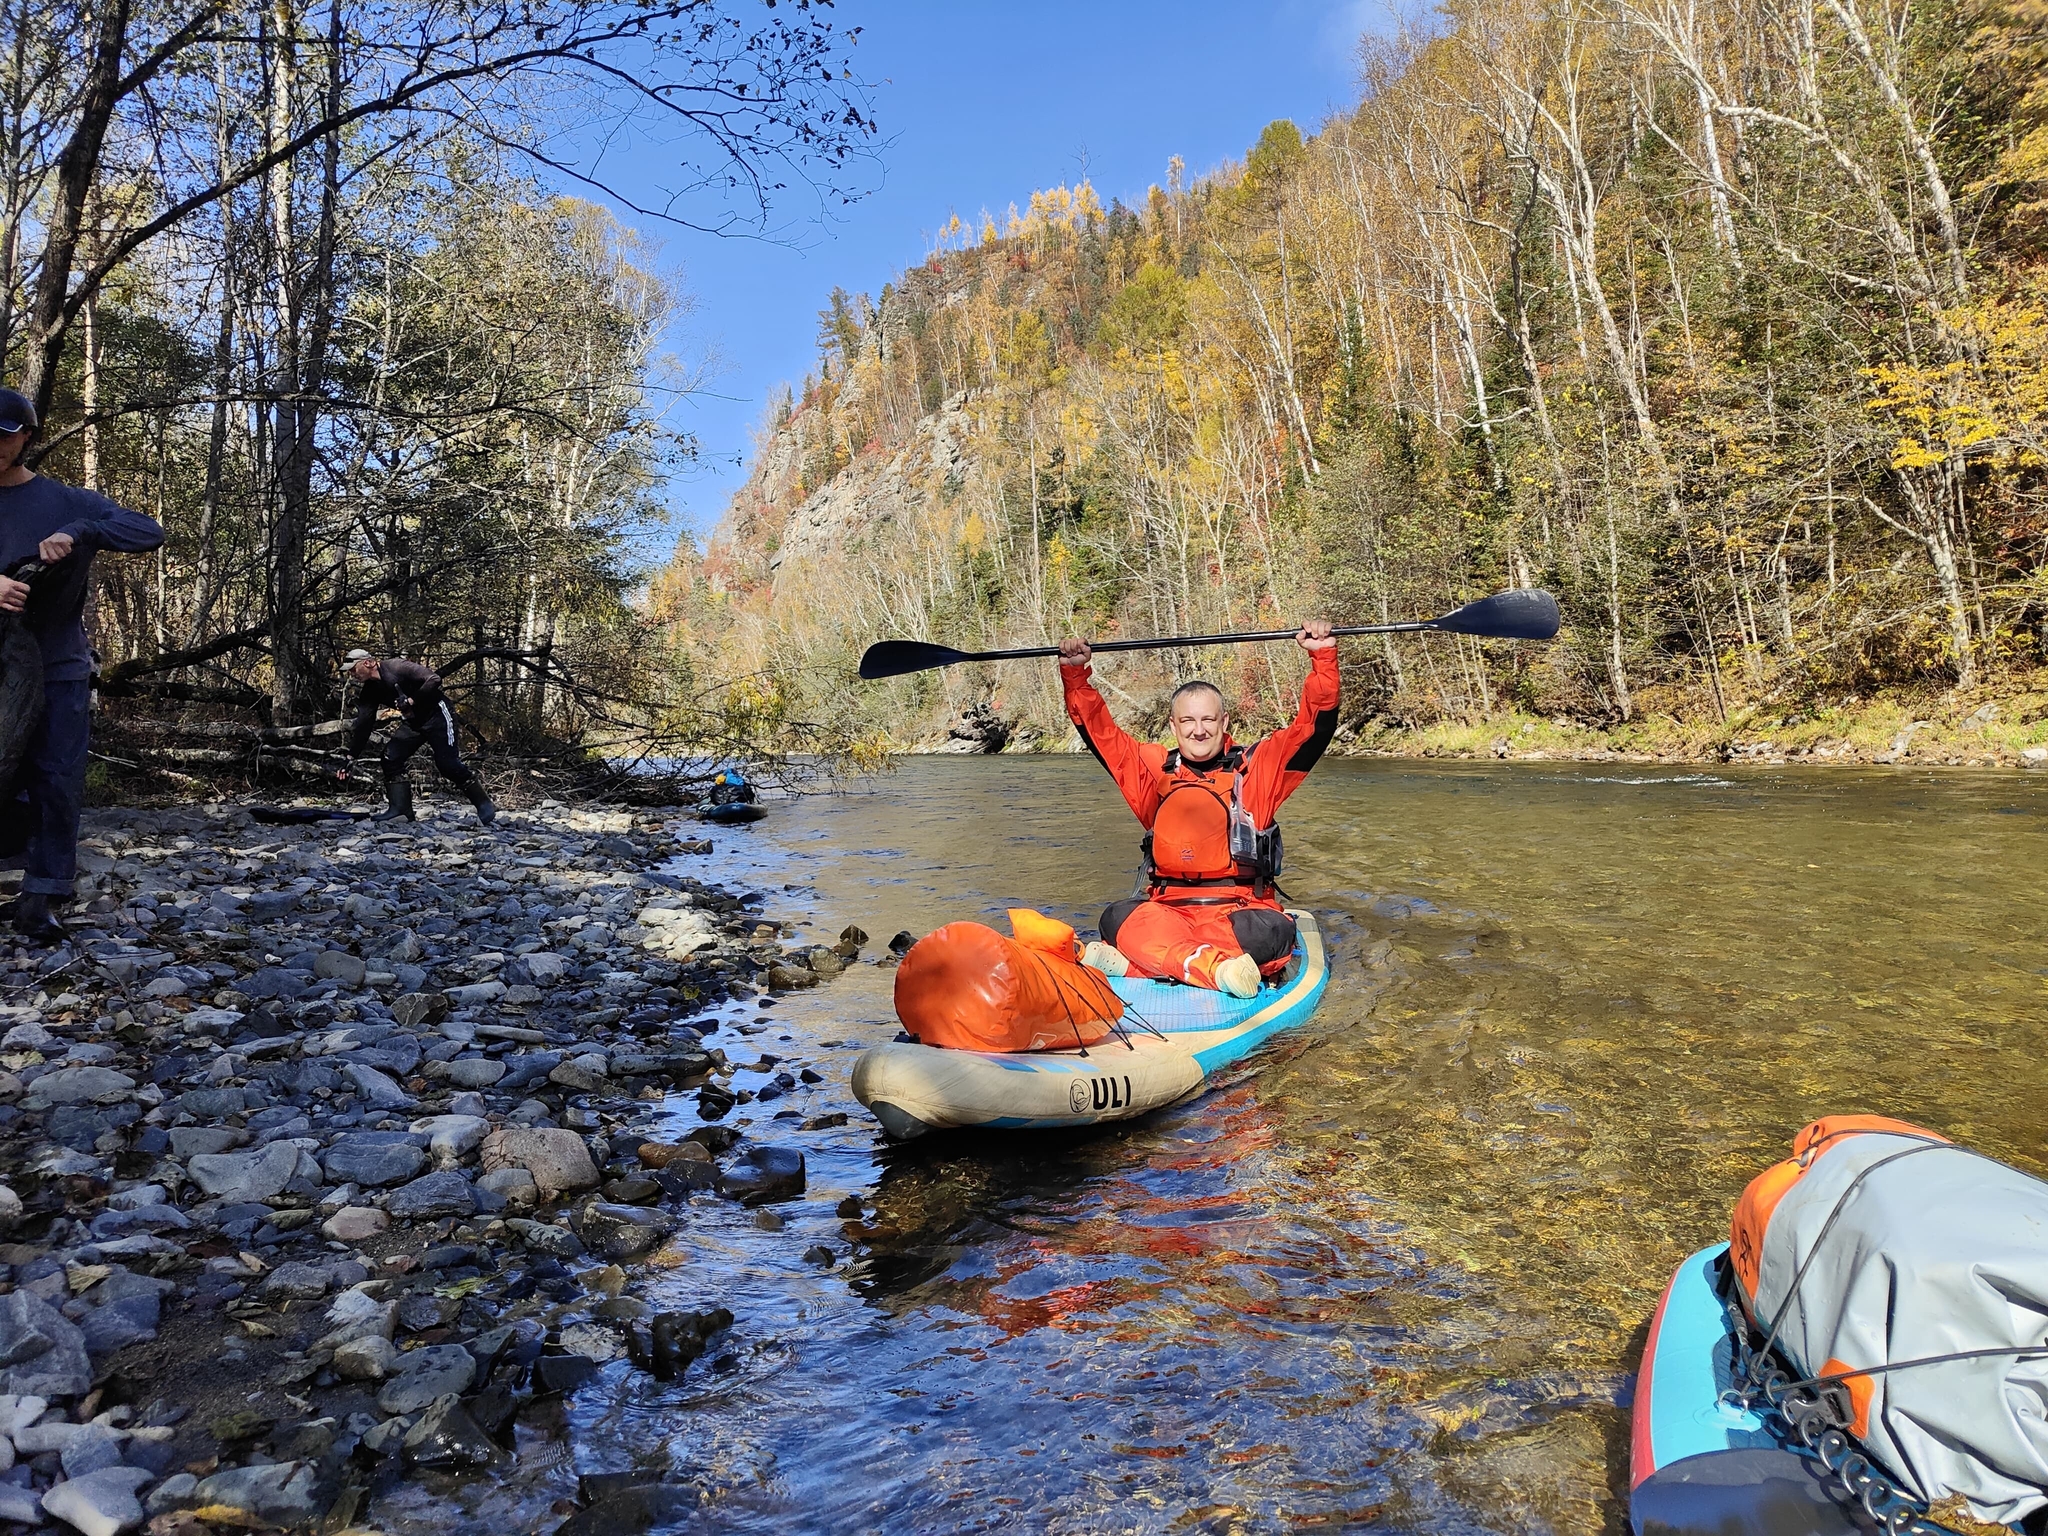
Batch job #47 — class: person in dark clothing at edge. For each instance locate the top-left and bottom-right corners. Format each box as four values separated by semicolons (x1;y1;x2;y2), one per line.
342;650;496;825
0;386;165;943
1058;619;1338;998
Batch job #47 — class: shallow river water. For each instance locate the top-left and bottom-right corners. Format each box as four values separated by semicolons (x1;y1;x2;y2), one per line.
569;757;2048;1535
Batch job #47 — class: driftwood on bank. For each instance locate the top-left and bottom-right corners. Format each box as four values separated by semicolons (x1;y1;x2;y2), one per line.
90;710;773;807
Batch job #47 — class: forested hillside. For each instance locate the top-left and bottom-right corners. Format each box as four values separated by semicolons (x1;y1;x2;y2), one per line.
3;0;869;780
672;0;2048;758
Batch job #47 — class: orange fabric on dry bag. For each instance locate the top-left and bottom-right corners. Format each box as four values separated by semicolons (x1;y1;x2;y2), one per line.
893;909;1125;1053
1728;1113;1947;1301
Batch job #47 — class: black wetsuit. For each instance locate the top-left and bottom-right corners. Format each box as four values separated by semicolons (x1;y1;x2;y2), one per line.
347;659;480;791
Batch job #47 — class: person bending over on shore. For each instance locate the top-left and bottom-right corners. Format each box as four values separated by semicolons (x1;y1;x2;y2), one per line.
1058;620;1338;997
0;386;165;944
342;650;496;825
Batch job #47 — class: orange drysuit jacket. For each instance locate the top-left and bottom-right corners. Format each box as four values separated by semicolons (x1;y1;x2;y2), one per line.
1060;649;1341;892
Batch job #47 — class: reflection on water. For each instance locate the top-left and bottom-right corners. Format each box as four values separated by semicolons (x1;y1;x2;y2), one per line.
532;758;2048;1534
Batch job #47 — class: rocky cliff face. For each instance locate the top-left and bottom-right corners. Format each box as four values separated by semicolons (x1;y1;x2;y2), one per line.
765;395;975;583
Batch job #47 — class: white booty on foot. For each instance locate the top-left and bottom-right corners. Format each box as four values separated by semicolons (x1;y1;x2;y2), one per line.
1081;941;1129;977
1215;954;1262;998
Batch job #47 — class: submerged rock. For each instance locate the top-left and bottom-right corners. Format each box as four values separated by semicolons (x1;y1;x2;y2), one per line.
402;1395;498;1468
717;1145;806;1205
639;1308;734;1381
578;1202;676;1261
551;1482;699;1536
377;1344;476;1414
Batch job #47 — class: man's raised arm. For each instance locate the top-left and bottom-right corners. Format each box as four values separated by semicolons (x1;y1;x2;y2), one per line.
1242;624;1340;823
1059;638;1163;825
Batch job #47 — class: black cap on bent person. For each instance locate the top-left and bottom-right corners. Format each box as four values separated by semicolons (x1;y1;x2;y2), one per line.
0;388;39;437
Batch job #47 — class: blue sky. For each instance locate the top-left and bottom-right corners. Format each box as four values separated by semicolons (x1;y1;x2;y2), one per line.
589;0;1388;555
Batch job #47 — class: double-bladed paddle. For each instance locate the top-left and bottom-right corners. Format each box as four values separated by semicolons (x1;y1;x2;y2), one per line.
857;588;1562;681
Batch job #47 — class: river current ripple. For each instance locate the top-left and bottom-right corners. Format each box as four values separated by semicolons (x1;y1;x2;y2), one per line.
552;757;2047;1536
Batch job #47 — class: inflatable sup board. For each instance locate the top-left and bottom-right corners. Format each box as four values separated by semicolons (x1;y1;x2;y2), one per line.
851;910;1329;1139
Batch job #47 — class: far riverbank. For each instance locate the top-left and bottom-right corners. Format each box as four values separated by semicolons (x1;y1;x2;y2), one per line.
913;675;2048;771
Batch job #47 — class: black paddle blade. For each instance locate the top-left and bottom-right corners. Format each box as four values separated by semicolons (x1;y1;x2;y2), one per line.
858;639;973;679
1428;588;1562;641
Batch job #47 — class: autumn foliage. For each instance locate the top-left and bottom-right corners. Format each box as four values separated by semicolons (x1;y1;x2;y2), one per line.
672;0;2048;747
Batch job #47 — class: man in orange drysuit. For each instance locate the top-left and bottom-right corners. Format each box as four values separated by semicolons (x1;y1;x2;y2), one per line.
1058;621;1338;997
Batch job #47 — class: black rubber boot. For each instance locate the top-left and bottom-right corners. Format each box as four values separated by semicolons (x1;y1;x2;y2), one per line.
14;892;68;946
370;777;415;823
463;779;497;826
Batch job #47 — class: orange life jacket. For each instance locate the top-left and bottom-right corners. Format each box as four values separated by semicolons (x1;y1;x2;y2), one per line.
1143;745;1284;900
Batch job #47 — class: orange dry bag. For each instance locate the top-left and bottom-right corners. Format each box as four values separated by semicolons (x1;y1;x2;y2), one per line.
893;909;1125;1053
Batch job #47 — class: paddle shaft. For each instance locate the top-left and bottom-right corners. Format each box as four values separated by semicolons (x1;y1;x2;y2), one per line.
856;590;1561;678
934;621;1435;667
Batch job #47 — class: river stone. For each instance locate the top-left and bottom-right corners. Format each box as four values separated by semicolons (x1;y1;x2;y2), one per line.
58;1423;127;1478
332;1334;399;1380
0;1486;41;1525
376;1344;475;1414
392;991;448;1027
577;1202;676;1261
342;1061;413;1109
637;1141;712;1169
40;1465;151;1536
0;1291;92;1396
179;1086;246;1119
188;1141;311;1201
139;975;187;998
239;967;309;1001
522;952;569;981
322;1205;389;1242
321;1131;426;1188
505;1217;583;1257
411;1113;488;1168
716;1145;806;1206
312;951;366;986
401;1395;497;1469
603;1175;661;1205
9;1419;87;1454
0;1397;47;1441
93;1212;191;1245
33;1066;135;1104
167;1126;242;1159
481;1127;599;1199
438;1057;504;1088
180;1006;243;1035
79;1293;160;1356
549;1058;608;1094
262;1262;335;1301
385;1171;476;1221
476;1168;537;1208
551;1483;698;1536
445;981;505;1008
186;1462;321;1527
646;1307;733;1380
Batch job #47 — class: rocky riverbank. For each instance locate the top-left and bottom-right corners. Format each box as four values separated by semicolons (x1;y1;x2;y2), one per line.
0;798;876;1536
